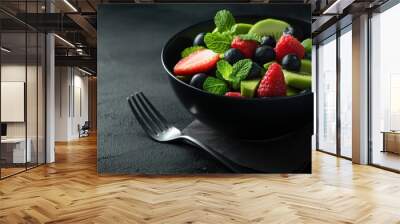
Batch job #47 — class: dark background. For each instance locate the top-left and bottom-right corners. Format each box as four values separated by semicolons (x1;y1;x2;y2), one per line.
97;4;310;174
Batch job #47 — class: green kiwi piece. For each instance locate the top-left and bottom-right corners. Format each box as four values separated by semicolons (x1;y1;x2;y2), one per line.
263;61;276;70
283;69;311;90
286;86;301;96
249;19;290;41
299;59;311;75
301;38;312;54
231;23;253;35
240;79;261;98
176;76;192;83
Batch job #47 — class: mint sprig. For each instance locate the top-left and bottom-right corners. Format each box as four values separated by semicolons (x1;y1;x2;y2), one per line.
216;70;224;80
214;10;235;33
215;58;253;90
216;60;233;81
204;32;233;54
230;59;253;90
181;46;204;58
203;77;228;96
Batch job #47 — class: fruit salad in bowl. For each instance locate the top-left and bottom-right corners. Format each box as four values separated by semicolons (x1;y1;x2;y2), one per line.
161;9;313;139
171;9;312;99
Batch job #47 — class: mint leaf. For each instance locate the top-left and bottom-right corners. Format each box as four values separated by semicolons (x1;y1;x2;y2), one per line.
214;10;235;33
181;46;204;58
230;59;253;90
216;70;224;80
216;60;233;81
204;32;233;53
203;77;228;96
232;59;253;80
237;33;262;42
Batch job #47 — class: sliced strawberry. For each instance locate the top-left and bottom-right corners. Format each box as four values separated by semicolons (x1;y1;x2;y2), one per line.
225;92;243;97
174;49;219;76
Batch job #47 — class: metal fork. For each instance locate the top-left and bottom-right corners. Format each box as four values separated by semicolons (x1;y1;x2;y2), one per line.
127;92;257;173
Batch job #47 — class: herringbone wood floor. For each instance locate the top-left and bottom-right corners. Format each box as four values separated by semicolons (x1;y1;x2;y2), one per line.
1;135;400;224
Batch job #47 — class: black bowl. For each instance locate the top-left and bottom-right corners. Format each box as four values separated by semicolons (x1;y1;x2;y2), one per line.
161;16;313;140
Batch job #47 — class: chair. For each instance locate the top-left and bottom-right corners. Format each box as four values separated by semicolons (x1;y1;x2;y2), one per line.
78;121;90;138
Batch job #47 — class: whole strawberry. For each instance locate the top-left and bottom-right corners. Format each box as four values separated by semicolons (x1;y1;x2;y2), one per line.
231;37;259;58
257;63;286;97
275;34;305;62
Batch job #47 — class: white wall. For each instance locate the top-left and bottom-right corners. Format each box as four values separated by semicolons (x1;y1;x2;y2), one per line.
1;65;27;141
55;66;89;141
1;64;40;138
1;63;46;164
55;66;70;141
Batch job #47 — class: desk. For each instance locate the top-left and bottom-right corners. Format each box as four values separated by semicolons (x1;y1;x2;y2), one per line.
1;138;31;163
381;131;400;154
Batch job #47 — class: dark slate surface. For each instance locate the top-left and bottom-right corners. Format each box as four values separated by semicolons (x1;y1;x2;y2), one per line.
183;121;312;173
97;4;309;174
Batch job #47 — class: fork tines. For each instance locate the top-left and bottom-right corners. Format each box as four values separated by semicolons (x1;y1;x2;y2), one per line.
127;92;170;137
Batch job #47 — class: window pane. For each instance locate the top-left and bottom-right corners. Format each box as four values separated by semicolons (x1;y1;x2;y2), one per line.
27;31;38;169
339;27;352;158
371;3;400;171
317;36;337;154
1;31;27;177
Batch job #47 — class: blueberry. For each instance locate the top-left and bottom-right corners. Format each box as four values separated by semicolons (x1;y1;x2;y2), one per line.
193;33;206;47
282;54;301;71
260;36;276;47
253;46;275;65
190;73;208;89
224;48;245;65
247;63;265;80
283;26;295;36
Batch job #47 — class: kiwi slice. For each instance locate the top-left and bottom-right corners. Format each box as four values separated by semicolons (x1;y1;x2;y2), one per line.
249;19;290;41
286;86;301;96
299;59;311;75
283;69;311;90
240;79;261;98
302;38;312;54
176;75;192;83
212;23;252;35
231;23;253;35
263;61;276;70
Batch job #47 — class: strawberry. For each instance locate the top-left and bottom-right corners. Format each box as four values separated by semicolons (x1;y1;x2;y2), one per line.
231;37;259;58
275;34;305;62
257;63;286;97
225;92;243;97
174;49;219;76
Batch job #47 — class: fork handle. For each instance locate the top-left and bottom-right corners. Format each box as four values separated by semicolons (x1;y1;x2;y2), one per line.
178;135;255;173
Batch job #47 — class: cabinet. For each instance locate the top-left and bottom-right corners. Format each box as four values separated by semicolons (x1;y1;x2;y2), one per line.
382;131;400;154
1;138;32;164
